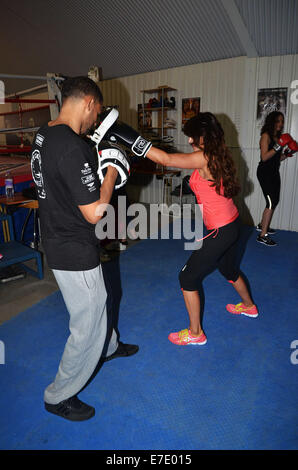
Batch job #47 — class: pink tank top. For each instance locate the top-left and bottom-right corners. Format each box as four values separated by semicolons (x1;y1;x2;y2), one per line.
189;169;239;230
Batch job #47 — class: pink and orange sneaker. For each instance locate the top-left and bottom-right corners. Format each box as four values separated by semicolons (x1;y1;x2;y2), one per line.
226;302;258;318
168;328;207;346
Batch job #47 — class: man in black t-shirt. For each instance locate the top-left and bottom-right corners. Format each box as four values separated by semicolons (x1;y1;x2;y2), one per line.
31;77;138;421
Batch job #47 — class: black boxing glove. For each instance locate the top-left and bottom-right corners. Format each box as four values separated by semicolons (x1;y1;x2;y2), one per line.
90;107;152;157
104;121;152;158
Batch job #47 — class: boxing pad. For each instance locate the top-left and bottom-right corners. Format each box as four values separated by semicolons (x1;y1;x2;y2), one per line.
90;108;119;145
97;143;130;190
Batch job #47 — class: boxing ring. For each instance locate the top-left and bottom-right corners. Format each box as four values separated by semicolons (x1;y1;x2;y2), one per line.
0;73;62;241
0;74;63;281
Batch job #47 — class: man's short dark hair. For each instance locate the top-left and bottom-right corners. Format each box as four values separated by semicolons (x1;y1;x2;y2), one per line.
61;76;103;104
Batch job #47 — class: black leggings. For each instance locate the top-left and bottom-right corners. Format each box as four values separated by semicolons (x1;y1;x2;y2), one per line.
257;166;280;210
179;217;241;291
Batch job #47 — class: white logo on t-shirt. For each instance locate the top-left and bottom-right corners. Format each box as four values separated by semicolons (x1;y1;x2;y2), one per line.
35;134;44;147
81;174;95;184
31;149;46;199
81;163;92;175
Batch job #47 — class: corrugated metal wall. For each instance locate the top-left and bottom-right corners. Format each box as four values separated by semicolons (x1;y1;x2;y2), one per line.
240;55;298;231
100;54;298;231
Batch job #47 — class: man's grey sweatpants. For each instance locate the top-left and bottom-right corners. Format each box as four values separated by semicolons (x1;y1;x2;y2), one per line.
44;265;118;405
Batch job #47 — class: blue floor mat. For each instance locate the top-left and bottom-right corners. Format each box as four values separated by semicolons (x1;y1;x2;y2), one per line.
0;226;297;450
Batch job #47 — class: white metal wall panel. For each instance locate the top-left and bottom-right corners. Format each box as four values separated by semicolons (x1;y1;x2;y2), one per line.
239;55;298;231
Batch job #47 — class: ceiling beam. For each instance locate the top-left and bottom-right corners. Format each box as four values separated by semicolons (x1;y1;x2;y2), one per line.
221;0;258;58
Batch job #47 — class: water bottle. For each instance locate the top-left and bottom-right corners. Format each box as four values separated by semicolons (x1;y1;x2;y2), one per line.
5;172;14;198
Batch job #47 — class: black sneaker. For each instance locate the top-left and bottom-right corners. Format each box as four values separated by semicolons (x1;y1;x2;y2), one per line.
256;234;277;246
256;223;276;235
103;342;139;362
45;395;95;421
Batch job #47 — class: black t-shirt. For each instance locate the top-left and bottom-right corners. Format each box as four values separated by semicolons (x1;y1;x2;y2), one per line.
258;135;281;173
31;124;101;271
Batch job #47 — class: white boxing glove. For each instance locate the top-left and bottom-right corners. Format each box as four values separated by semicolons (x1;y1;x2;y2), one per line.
97;144;130;190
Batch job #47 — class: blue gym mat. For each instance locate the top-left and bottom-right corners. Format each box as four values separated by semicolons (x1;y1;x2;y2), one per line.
0;225;297;450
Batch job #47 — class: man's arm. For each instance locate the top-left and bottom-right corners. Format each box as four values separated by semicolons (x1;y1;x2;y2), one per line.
78;166;118;224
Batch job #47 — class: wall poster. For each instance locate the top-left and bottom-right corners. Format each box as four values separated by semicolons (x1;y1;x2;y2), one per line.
256;88;287;127
182;97;200;126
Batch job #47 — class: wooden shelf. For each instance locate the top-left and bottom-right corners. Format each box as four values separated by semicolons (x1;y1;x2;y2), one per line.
142;107;176;111
139;126;176;130
138;85;178;177
141;86;177;93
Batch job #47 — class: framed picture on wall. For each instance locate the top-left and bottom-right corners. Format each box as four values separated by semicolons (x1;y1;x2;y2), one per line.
182;97;200;126
256;88;287;127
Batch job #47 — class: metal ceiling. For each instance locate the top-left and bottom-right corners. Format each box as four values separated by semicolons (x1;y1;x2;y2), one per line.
235;0;298;56
1;0;297;94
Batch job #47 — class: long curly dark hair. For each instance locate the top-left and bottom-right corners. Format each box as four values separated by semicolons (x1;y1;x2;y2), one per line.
183;112;240;198
260;111;284;139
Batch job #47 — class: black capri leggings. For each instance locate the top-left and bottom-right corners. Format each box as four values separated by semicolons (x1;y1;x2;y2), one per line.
179;217;241;291
257;166;280;210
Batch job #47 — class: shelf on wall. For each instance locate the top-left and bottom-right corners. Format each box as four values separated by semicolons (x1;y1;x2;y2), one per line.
142;107;176;111
137;85;178;175
139;126;177;130
141;86;177;93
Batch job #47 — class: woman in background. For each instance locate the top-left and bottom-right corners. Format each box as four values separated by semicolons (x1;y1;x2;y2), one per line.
256;111;296;246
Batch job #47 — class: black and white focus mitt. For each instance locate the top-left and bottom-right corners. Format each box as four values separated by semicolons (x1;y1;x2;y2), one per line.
97;143;130;190
90;107;152;158
90;108;119;145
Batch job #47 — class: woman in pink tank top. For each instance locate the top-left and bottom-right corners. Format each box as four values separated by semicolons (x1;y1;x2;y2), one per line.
146;113;258;346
